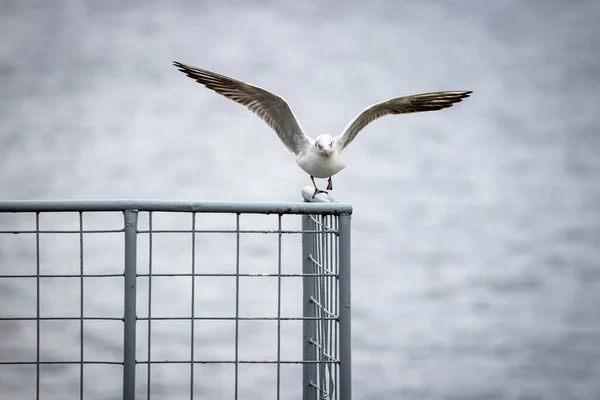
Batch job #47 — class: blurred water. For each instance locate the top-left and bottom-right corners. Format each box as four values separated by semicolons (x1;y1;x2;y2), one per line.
1;0;599;399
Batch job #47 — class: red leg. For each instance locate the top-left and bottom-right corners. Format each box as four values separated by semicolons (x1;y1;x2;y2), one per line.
326;177;333;190
310;176;328;198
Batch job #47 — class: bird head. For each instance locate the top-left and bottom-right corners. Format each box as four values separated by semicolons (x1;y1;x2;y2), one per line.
314;134;334;157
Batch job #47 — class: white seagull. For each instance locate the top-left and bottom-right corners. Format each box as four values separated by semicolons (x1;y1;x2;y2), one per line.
173;61;472;198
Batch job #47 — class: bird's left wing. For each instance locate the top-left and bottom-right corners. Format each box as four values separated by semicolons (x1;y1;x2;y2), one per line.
334;91;472;150
173;61;311;155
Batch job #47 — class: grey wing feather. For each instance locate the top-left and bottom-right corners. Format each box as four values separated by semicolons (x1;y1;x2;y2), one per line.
173;61;311;155
334;91;472;150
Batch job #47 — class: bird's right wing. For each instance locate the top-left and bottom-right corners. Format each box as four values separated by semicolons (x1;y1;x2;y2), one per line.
335;91;472;150
173;61;311;155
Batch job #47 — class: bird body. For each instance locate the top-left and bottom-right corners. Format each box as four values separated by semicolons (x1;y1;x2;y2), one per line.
173;61;472;197
296;134;347;179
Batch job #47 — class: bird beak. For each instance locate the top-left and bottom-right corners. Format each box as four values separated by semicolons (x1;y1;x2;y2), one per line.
324;149;329;156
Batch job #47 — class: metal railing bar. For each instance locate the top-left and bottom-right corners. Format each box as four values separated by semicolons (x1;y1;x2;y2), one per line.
0;200;353;215
234;213;240;400
0;361;124;365
0;229;124;234
79;212;84;400
276;215;282;400
141;273;337;278
147;212;153;400
308;297;338;318
138;316;338;321
316;215;325;400
308;380;330;397
333;216;340;396
307;381;323;395
308;338;322;350
307;339;337;363
0;316;337;321
306;254;336;275
308;215;338;232
326;215;336;399
0;359;340;365
322;350;337;363
338;214;352;400
311;215;322;399
190;212;196;400
0;317;124;321
136;229;339;235
307;379;331;399
0;272;338;279
140;273;338;278
318;215;327;399
0;274;124;278
136;360;340;365
0;273;338;279
35;212;40;400
302;213;317;400
122;209;138;400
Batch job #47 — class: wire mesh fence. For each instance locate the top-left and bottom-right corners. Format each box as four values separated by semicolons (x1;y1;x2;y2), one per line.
0;196;352;400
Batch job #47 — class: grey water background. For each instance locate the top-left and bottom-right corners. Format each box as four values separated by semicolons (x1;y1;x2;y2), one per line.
1;0;599;399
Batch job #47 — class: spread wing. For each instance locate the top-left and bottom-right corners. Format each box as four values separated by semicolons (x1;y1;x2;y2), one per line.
334;91;472;150
173;61;311;155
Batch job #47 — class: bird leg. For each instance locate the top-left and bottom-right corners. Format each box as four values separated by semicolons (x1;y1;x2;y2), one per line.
311;176;328;198
326;177;333;190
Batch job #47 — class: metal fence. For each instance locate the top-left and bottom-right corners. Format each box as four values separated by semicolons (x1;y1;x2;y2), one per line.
0;190;352;400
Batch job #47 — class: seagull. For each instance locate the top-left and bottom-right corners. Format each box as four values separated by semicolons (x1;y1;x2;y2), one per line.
173;61;472;198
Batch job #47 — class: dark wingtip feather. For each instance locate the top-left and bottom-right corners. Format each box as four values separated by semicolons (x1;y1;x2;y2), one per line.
173;61;197;78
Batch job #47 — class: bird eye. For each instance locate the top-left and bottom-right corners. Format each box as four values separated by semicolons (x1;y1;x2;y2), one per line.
317;143;323;149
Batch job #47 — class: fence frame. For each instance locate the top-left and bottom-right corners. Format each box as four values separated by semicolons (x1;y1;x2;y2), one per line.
0;195;352;400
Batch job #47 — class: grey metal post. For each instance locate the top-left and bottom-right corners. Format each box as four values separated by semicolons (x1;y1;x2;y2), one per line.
302;214;317;399
338;214;352;400
123;209;138;400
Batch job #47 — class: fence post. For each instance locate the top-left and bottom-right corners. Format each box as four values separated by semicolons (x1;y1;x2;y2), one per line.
123;209;138;400
302;214;317;399
338;213;352;400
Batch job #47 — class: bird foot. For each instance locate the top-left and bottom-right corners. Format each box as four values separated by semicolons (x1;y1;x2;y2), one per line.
312;189;329;198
